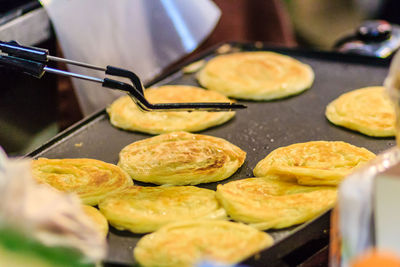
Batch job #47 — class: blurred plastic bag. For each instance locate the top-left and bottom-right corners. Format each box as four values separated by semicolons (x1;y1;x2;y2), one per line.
331;147;400;267
330;50;400;267
0;148;106;263
40;0;221;115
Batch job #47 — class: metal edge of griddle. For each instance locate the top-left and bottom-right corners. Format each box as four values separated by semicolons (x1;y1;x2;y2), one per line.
232;41;391;66
26;42;391;266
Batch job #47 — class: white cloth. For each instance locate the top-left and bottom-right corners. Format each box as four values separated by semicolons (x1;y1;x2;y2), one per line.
40;0;220;115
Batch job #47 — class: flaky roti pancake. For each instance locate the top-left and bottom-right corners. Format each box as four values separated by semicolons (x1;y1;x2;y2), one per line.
253;141;375;186
82;205;109;238
32;158;133;205
134;220;273;267
197;51;314;100
98;186;226;233
216;176;337;230
326;86;396;137
106;85;235;134
118;131;246;185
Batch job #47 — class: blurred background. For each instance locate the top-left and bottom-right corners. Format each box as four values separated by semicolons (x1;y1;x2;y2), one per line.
1;0;399;156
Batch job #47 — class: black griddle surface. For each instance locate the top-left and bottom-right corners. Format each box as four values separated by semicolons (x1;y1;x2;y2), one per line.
29;43;395;266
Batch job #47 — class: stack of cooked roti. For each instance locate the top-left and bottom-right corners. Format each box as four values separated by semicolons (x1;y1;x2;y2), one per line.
30;50;383;267
31;131;253;267
217;141;375;232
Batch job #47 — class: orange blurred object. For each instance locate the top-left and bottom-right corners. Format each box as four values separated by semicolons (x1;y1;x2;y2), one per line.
351;249;400;267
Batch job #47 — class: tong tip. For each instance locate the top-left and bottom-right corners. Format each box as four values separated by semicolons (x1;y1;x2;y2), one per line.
134;101;247;112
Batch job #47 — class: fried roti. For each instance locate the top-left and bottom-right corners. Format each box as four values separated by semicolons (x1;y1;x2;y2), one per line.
197;51;314;100
98;186;226;234
106;85;235;134
216;176;337;230
325;86;396;137
134;220;273;267
118;131;246;185
32;158;133;205
82;205;109;239
253;141;375;186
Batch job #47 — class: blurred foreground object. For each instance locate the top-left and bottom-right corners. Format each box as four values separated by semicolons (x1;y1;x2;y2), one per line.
350;249;400;267
330;148;400;266
329;50;400;266
0;147;106;266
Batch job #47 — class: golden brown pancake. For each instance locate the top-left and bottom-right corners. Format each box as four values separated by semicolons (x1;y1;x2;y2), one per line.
134;220;273;267
216;176;337;230
106;85;235;134
325;86;396;137
82;205;109;238
32;158;133;205
182;60;206;74
98;186;226;234
253;141;375;186
197;51;314;100
118;131;246;185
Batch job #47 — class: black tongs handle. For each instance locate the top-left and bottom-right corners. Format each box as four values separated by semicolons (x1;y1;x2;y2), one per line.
0;41;47;78
0;41;48;62
0;55;45;78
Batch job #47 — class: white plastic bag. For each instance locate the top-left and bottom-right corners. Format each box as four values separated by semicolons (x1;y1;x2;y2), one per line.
40;0;221;115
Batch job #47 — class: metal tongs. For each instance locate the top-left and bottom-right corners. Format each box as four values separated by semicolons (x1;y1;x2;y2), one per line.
0;41;246;112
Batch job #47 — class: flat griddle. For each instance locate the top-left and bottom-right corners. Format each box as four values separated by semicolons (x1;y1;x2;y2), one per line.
28;42;395;266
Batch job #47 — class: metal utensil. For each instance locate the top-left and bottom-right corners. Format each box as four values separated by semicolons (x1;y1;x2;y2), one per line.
0;41;246;112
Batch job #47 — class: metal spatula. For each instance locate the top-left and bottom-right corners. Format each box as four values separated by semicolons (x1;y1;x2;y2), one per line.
0;41;246;112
